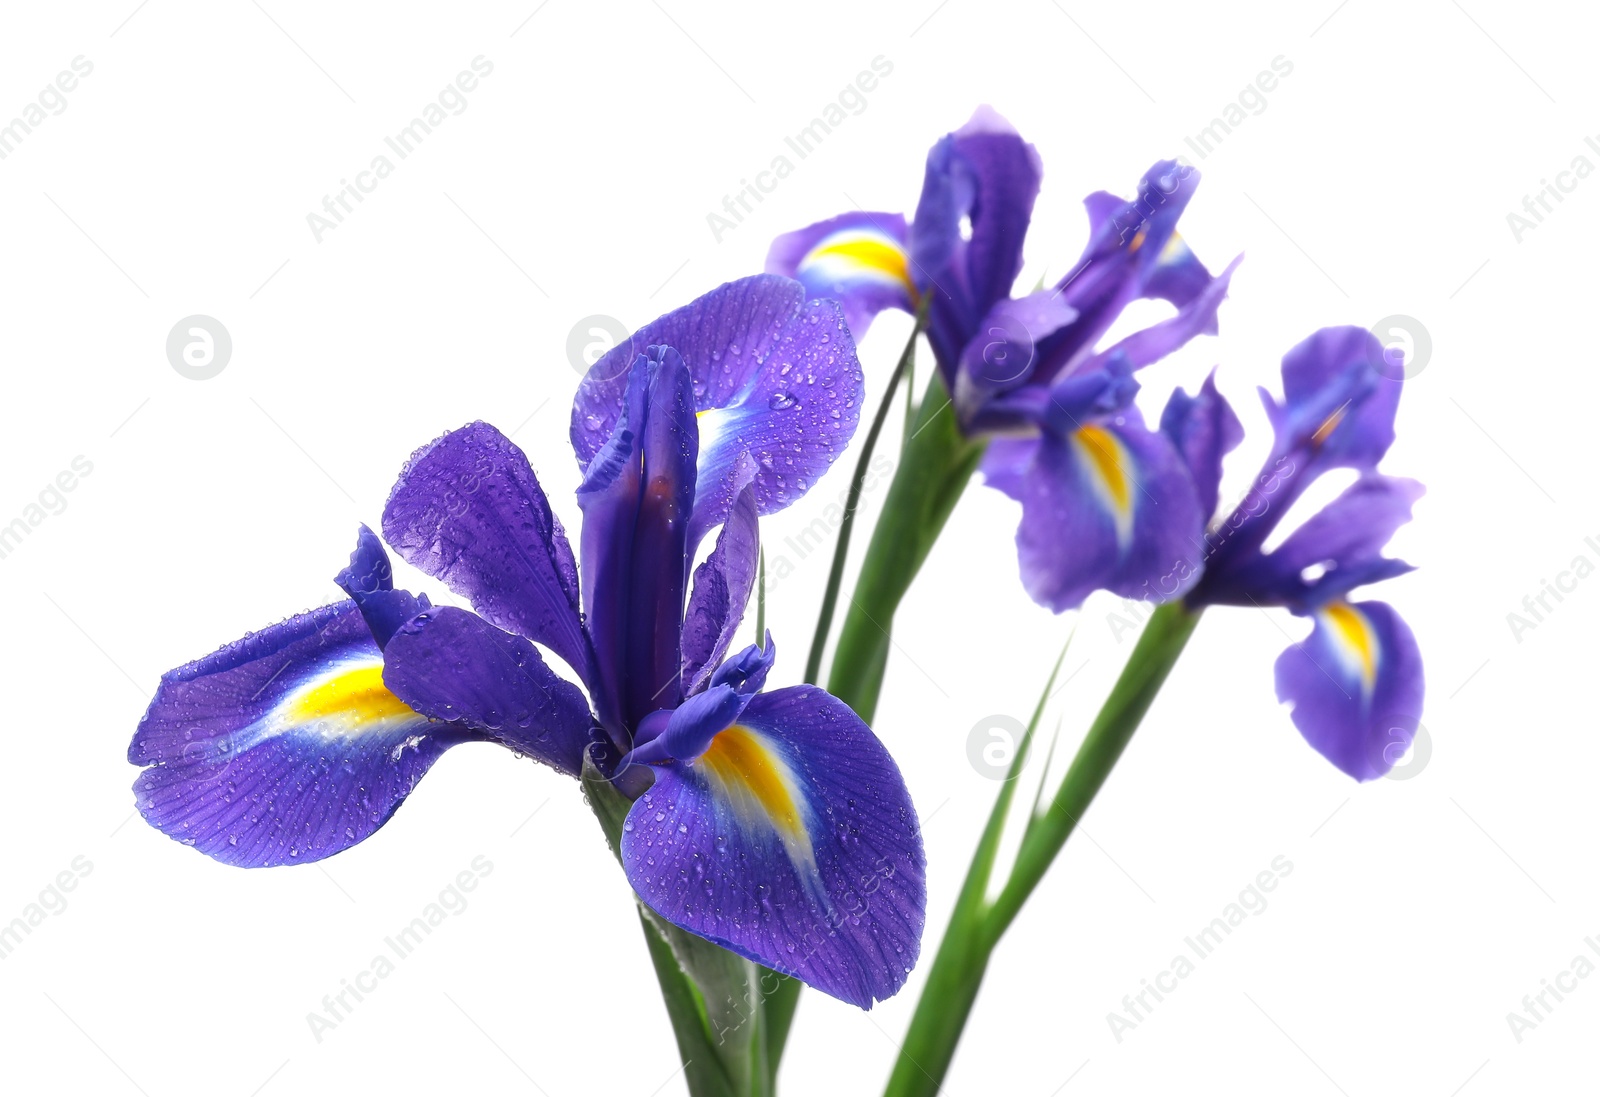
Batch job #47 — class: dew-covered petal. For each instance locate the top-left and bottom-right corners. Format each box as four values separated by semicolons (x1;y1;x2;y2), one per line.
570;275;865;545
382;422;588;678
381;605;595;776
578;347;697;734
681;478;760;696
620;686;926;1009
130;603;475;867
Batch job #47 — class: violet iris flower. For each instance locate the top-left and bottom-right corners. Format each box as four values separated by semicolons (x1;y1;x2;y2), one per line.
768;106;1242;611
128;277;926;1008
1166;326;1425;780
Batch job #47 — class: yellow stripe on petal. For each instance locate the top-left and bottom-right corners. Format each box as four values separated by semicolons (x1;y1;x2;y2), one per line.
799;228;916;300
283;662;419;736
699;724;817;871
1073;424;1136;547
1320;601;1378;693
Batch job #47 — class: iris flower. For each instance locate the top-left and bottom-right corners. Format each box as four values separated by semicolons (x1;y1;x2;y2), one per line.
1166;326;1425;780
128;277;927;1008
768;107;1241;611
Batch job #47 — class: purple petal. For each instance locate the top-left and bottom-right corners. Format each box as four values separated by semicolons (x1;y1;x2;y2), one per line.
333;525;430;650
578;347;697;735
952;291;1079;423
570;274;865;545
1275;326;1400;468
1035;160;1205;379
130;603;474;867
766;211;914;341
1184;473;1426;609
621;685;925;1009
1274;599;1424;781
381;606;595;776
382;422;588;679
1090;253;1239;372
681;478;760;696
983;415;1204;612
1160;369;1244;522
911;107;1043;375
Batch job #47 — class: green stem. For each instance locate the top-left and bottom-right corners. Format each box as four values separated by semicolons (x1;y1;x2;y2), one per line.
882;601;1203;1097
803;310;924;686
826;374;985;723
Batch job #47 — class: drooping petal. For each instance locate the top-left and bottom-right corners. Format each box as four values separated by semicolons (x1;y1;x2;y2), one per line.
620;685;925;1009
381;606;595;775
1274;599;1424;781
578;347;697;735
681;478;760;696
1160;370;1244;522
910;106;1043;375
382;422;589;678
130;603;474;867
570;275;865;545
766;211;915;340
983;415;1204;612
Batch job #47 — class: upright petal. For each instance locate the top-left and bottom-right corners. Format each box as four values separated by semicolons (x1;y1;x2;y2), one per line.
620;685;925;1009
983;415;1204;612
680;478;760;696
382;423;589;678
911;107;1043;374
130;604;475;867
1034;160;1206;381
1274;325;1400;469
1160;370;1244;522
571;275;866;544
578;347;698;735
381;606;596;776
333;524;430;650
766;211;915;340
1274;599;1424;781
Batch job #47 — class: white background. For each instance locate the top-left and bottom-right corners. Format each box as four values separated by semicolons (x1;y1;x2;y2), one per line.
0;2;1592;1094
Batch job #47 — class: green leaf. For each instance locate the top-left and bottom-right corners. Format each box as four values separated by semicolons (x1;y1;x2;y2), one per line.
803;305;924;686
827;372;985;723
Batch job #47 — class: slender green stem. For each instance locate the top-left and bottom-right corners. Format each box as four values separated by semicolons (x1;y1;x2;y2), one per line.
826;374;985;723
882;602;1204;1097
803;308;924;687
